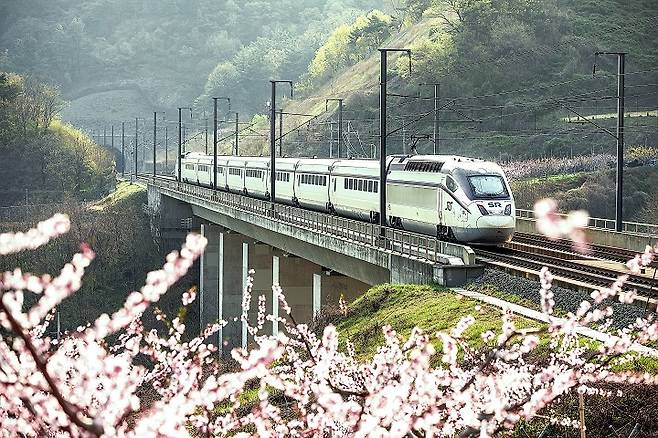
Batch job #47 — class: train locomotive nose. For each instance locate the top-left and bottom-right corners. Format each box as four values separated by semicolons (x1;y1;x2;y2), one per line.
471;215;515;244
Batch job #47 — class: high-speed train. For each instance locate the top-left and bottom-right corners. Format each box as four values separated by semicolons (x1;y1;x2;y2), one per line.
177;153;515;244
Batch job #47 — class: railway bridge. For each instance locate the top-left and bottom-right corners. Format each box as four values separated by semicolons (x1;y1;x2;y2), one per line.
140;176;483;353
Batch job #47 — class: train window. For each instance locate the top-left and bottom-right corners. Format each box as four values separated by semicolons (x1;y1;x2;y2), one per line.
357;180;363;191
322;176;327;186
446;176;457;192
367;181;373;192
333;178;336;191
348;179;353;190
374;181;378;193
344;179;348;189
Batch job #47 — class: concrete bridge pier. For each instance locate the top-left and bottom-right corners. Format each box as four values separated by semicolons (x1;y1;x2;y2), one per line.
199;225;246;354
199;224;369;355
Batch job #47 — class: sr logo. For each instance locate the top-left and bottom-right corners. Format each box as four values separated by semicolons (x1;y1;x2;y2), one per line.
488;202;502;208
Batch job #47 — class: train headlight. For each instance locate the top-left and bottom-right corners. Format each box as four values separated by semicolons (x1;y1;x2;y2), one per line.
477;204;489;216
504;204;512;215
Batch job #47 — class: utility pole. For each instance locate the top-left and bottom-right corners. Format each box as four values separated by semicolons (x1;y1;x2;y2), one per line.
269;80;293;202
178;109;182;181
326;98;344;158
177;107;193;181
379;48;411;233
278;109;284;156
594;52;626;232
153;112;157;177
164;125;168;174
153;112;163;177
134;118;138;179
212;97;230;189
103;127;107;149
121;122;125;176
328;121;335;158
204;110;208;155
213;99;218;189
234;112;239;156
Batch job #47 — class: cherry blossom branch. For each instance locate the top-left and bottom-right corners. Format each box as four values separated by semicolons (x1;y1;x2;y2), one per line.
0;299;103;436
0;213;70;255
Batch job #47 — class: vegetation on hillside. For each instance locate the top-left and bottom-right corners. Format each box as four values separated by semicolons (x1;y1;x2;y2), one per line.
334;284;534;358
0;0;388;114
512;165;658;222
332;283;658;436
0;72;114;206
0;182;197;331
299;10;397;92
272;0;657;161
403;0;658;156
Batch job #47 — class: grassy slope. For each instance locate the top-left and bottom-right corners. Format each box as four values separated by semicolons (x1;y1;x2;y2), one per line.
90;180;144;211
334;283;658;436
335;283;538;361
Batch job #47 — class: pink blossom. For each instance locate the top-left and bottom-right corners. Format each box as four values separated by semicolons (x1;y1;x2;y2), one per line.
1;215;658;438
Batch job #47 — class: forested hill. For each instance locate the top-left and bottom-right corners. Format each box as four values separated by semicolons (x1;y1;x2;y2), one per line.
0;0;387;112
2;0;655;161
277;0;658;160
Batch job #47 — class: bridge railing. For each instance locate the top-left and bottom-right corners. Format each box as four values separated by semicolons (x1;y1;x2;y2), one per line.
516;208;658;237
141;176;476;266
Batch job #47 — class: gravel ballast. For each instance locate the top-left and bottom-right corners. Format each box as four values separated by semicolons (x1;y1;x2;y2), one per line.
468;269;646;329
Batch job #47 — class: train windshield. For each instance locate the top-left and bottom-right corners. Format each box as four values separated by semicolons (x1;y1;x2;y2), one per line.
467;175;508;198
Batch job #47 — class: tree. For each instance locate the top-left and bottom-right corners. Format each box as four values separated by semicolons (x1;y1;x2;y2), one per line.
1;205;658;436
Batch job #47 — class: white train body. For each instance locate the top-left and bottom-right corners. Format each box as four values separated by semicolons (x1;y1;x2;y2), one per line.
178;153;515;244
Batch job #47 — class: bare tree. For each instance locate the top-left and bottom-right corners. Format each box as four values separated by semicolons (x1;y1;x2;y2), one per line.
431;0;473;33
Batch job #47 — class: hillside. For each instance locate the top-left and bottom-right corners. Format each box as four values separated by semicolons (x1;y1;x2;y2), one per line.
0;72;115;206
271;0;658;160
320;283;658;436
0;0;389;127
0;181;199;331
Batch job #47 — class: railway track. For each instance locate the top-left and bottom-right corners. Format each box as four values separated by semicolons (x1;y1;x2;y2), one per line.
512;232;657;267
476;245;658;301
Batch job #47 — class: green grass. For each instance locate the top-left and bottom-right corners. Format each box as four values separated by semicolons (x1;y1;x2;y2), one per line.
89;181;144;211
335;283;539;361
